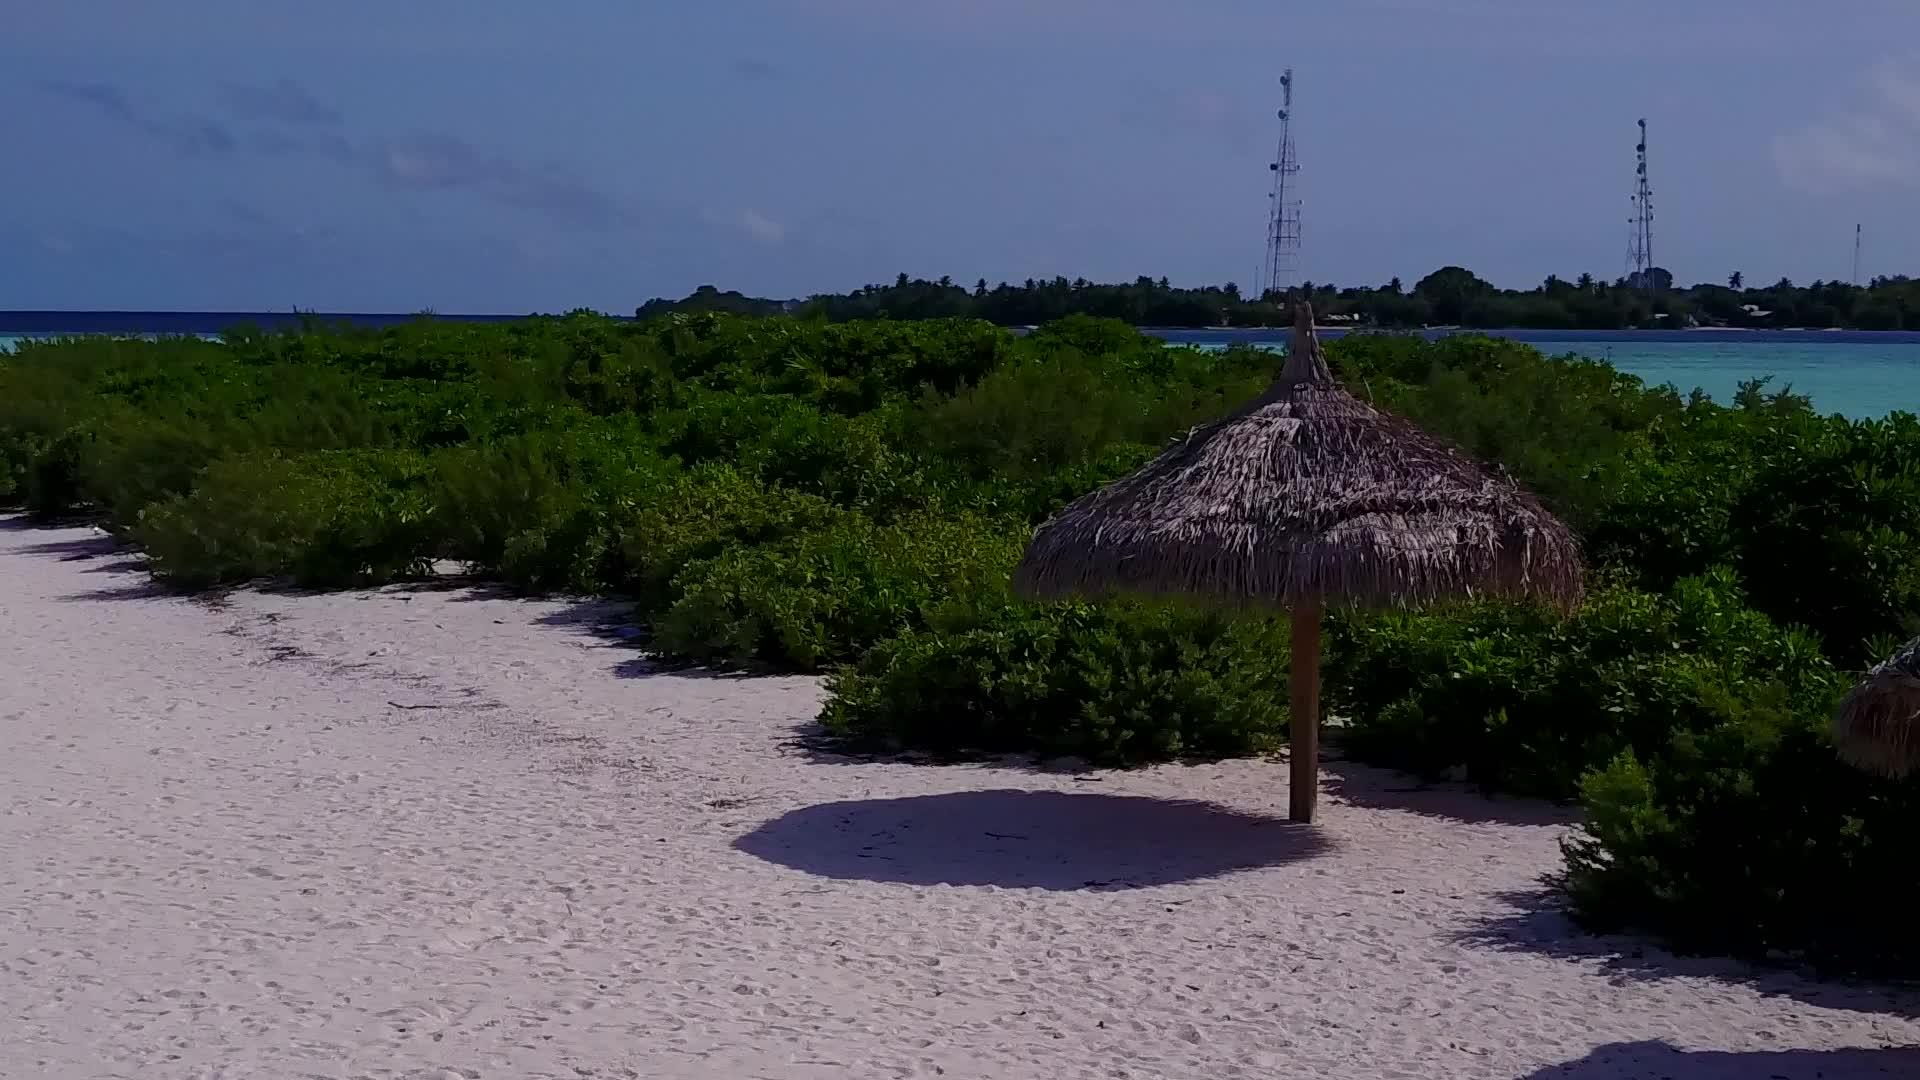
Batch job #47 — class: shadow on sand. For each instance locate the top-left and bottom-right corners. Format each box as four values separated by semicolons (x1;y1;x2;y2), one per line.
530;597;642;637
14;534;122;561
784;727;1586;830
0;519;169;600
1320;759;1580;827
57;580;175;603
529;599;762;680
0;513;100;535
1457;888;1920;1019
734;788;1332;890
1525;1040;1919;1079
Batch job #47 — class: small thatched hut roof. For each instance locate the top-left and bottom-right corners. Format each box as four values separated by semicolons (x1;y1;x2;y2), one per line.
1833;635;1920;779
1012;305;1584;611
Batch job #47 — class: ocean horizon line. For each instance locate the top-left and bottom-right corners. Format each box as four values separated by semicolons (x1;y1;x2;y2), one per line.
8;310;1920;347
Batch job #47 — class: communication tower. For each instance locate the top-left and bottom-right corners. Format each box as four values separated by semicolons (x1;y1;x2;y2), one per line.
1626;119;1655;292
1260;70;1302;301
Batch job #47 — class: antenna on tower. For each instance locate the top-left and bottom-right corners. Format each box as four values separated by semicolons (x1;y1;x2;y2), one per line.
1260;69;1302;302
1853;223;1863;286
1626;118;1656;293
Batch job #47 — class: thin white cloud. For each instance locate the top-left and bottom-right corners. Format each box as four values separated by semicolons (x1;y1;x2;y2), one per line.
1870;62;1920;121
733;209;786;244
1775;56;1920;192
697;207;786;244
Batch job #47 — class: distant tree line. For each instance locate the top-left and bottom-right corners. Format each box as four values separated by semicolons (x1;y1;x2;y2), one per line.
639;268;1920;331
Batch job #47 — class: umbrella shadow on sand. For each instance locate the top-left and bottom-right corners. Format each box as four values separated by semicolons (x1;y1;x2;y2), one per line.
1457;889;1920;1019
1524;1040;1920;1079
733;789;1332;891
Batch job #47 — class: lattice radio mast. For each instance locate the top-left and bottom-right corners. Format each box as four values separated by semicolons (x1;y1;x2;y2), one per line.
1853;223;1863;286
1626;118;1655;292
1260;69;1302;301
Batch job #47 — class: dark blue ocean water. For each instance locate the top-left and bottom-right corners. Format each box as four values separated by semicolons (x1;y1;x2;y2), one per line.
4;313;1917;418
0;310;534;335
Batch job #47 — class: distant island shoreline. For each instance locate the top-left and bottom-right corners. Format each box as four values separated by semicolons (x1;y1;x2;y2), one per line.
8;316;1920;347
6;263;1920;336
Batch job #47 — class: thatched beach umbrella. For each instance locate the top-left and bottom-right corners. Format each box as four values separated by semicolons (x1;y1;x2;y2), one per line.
1833;635;1920;779
1012;303;1584;823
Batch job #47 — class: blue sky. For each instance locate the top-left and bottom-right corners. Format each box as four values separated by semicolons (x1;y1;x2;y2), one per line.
5;1;1918;312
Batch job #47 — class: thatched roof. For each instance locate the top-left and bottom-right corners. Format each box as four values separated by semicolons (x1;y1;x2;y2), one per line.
1833;635;1920;779
1013;304;1584;610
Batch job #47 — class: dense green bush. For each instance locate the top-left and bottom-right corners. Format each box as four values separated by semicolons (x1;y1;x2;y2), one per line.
821;600;1291;764
1;337;221;512
21;425;92;518
612;463;844;609
644;313;1013;412
655;391;924;511
1559;676;1920;976
429;419;674;593
653;510;1026;670
1327;570;1832;801
1587;404;1920;659
76;413;226;530
137;449;436;589
1726;412;1920;658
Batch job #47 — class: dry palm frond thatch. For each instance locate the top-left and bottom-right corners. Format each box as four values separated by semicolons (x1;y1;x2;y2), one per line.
1013;315;1583;611
1012;303;1584;822
1833;635;1920;779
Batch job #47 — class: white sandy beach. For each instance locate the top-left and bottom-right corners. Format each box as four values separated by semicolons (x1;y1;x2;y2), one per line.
3;518;1918;1080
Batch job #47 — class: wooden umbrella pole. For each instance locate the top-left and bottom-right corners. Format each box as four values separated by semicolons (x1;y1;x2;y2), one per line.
1289;596;1325;824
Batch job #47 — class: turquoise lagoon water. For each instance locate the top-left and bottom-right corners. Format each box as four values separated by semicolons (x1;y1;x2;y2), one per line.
1521;340;1916;420
1161;329;1920;420
6;329;1918;420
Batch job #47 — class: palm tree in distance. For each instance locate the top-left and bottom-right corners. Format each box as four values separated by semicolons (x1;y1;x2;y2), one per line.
1729;271;1744;290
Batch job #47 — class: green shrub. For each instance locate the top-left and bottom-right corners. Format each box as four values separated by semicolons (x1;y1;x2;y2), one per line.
1581;406;1758;590
612;463;844;611
137;450;436;589
1724;412;1920;657
2;346;405;525
429;420;673;592
820;600;1290;764
654;391;924;510
2;337;216;507
646;313;1015;412
1589;405;1920;658
21;426;91;518
73;414;226;530
917;355;1146;476
1328;570;1833;800
652;510;1025;670
1558;671;1920;975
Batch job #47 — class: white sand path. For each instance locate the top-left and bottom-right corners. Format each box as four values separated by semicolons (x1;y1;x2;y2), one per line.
2;518;1918;1080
